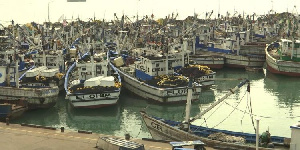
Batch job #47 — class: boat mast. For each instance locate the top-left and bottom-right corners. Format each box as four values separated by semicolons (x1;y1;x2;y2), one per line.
165;37;169;75
13;23;19;88
90;38;95;78
182;39;187;67
290;11;297;59
190;79;249;122
42;25;47;67
15;51;19;88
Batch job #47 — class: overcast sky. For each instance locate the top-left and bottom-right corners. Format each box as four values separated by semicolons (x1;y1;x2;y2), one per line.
0;0;299;25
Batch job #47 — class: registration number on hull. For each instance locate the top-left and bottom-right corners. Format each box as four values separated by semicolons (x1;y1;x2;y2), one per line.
76;93;111;99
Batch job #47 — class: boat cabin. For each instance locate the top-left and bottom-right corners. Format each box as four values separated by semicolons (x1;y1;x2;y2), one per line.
208;38;237;51
31;49;65;72
280;39;300;59
134;53;186;81
76;54;108;81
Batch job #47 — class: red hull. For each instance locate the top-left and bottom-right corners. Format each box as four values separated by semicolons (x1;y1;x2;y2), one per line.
267;64;300;77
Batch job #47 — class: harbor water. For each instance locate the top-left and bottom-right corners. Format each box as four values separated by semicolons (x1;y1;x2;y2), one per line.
11;68;300;139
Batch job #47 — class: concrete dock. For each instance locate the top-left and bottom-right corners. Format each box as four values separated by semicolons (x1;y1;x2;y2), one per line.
0;122;215;150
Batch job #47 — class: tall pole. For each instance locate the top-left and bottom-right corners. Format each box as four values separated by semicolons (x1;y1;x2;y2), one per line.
48;1;54;22
48;3;50;22
256;118;260;150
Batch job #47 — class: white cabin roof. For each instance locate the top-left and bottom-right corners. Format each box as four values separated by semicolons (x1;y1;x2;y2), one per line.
99;76;115;87
84;76;104;87
281;39;292;43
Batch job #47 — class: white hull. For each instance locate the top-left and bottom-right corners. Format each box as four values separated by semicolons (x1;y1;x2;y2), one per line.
65;56;122;108
195;49;265;68
240;44;266;55
224;55;265;68
190;55;225;67
68;90;120;108
0;86;59;109
117;68;202;103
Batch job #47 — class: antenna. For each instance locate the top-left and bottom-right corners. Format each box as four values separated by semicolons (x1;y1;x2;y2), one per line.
271;0;273;12
218;0;220;18
93;12;95;21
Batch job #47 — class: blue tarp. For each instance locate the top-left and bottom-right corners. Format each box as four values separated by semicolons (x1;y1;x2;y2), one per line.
135;69;152;81
207;47;236;54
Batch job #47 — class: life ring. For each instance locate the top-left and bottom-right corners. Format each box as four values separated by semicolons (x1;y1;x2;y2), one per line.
36;75;39;81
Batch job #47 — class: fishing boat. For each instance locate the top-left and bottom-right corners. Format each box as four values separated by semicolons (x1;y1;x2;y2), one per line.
0;48;60;109
192;34;225;69
140;79;290;149
16;49;65;109
265;39;300;76
0;100;27;121
65;50;121;108
193;25;266;69
111;48;202;103
189;54;225;69
0;21;69;109
177;64;216;87
20;49;66;91
198;38;266;69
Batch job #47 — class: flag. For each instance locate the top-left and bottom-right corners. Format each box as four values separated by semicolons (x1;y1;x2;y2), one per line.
63;19;68;27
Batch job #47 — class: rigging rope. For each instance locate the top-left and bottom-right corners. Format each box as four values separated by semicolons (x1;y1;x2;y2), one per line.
248;85;256;133
192;89;247;133
223;101;271;119
210;90;247;129
199;92;227;126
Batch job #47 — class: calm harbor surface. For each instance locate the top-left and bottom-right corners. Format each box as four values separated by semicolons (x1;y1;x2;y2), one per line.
11;68;300;139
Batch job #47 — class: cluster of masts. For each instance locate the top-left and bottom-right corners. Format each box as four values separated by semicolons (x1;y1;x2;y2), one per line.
0;10;298;57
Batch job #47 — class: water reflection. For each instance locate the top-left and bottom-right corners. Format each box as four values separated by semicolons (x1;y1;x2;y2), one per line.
264;71;300;106
11;98;61;126
66;102;121;134
120;89;215;121
216;68;264;81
